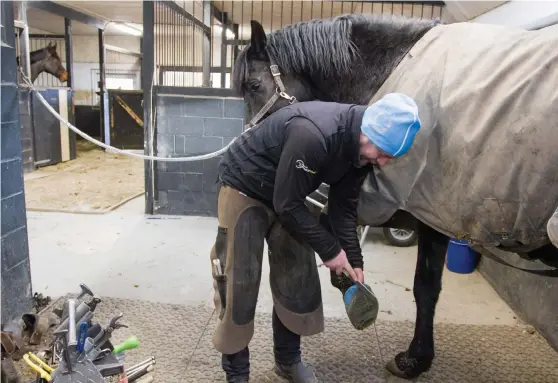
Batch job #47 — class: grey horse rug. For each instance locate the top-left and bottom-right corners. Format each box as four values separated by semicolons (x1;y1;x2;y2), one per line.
358;22;558;250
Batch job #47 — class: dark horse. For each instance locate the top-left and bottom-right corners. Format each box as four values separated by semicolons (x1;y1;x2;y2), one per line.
233;14;558;379
18;42;67;84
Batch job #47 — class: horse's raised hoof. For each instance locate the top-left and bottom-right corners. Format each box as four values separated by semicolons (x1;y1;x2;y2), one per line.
385;351;432;380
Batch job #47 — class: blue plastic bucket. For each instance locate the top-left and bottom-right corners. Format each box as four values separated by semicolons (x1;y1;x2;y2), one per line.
446;239;480;274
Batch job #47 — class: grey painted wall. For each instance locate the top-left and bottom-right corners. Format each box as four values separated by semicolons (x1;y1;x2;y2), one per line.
154;94;244;216
477;248;558;351
1;0;33;323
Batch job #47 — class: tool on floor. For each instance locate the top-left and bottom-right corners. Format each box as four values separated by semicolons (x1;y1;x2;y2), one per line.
76;284;94;300
126;357;155;376
53;284;95;317
93;314;128;347
23;352;54;382
86;323;103;339
52;329;73;374
93;348;112;362
21;312;58;345
127;364;154;383
37;285;154;382
53;296;101;335
76;322;89;353
126;358;156;383
342;269;379;330
85;314;128;360
112;336;140;355
67;299;78;350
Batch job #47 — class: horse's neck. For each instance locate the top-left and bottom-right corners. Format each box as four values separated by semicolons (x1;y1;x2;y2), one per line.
314;22;436;105
30;60;44;83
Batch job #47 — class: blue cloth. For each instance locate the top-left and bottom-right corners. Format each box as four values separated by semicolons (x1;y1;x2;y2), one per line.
360;93;421;157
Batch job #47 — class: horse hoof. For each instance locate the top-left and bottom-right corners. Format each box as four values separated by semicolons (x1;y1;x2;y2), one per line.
385;352;431;380
386;357;410;379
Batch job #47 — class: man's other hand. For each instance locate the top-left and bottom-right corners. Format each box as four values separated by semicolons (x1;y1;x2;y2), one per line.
324;249;358;281
354;268;364;284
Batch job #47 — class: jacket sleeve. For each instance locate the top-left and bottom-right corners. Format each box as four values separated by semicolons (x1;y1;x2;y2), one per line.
273;117;343;263
326;167;369;269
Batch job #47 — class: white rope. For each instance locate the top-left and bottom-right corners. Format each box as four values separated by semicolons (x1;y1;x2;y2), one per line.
21;73;237;162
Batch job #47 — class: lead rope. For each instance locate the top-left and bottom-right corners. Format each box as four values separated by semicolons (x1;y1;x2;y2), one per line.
19;69;236;162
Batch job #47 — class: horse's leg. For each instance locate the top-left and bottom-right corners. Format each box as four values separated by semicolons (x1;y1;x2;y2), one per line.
386;221;449;379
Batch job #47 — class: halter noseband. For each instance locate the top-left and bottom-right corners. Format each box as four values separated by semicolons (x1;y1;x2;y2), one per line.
244;61;297;130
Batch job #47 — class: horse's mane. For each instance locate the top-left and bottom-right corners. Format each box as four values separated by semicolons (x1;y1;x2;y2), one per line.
233;13;362;94
266;14;363;78
233;13;436;95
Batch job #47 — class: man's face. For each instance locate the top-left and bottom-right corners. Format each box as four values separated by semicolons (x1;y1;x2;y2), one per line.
359;134;393;167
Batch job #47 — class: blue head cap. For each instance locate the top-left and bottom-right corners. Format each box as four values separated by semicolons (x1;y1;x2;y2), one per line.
360;93;421;157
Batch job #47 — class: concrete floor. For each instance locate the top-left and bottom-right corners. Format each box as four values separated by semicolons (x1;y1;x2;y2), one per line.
25;194;558;382
27;194;518;326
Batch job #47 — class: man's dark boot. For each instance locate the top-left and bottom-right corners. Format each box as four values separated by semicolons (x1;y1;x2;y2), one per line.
274;361;318;383
227;376;249;383
272;308;319;382
222;347;250;383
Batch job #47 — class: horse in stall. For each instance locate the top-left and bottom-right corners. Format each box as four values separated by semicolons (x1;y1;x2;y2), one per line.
17;42;68;84
232;14;558;380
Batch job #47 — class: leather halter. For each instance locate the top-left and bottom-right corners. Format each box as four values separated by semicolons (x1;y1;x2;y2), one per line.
244;61;297;130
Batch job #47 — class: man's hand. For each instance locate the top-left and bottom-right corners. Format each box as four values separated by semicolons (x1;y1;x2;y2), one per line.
323;249;358;281
354;268;364;284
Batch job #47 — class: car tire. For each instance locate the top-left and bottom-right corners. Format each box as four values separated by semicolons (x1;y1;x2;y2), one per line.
383;227;417;247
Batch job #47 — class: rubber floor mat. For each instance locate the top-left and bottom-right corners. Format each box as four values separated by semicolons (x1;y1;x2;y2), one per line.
187;315;558;383
16;296;558;383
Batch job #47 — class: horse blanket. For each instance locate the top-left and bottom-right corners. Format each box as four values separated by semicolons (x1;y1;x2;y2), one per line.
358;22;558;249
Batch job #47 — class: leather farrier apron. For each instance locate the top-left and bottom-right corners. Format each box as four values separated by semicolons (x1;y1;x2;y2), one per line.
210;185;324;355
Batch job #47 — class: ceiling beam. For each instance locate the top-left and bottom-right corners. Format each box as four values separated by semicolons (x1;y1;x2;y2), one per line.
27;1;106;30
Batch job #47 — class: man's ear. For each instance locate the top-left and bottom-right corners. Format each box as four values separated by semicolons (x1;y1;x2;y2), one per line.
249;20;267;55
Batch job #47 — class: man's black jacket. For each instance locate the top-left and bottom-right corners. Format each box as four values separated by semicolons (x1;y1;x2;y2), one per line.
218;101;371;268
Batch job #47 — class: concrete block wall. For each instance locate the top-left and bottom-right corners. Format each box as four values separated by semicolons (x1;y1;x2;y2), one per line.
154;94;244;216
1;0;33;323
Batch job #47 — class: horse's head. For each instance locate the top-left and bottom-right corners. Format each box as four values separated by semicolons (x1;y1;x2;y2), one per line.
233;20;314;127
41;43;68;83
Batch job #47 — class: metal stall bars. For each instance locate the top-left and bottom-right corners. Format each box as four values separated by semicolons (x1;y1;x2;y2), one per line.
148;1;445;92
154;1;211;87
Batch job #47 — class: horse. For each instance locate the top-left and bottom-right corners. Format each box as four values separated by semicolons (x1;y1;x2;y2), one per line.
232;14;558;380
18;42;68;84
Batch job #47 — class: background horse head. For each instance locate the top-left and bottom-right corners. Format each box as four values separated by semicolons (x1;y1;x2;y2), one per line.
233;14;438;124
18;42;68;84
